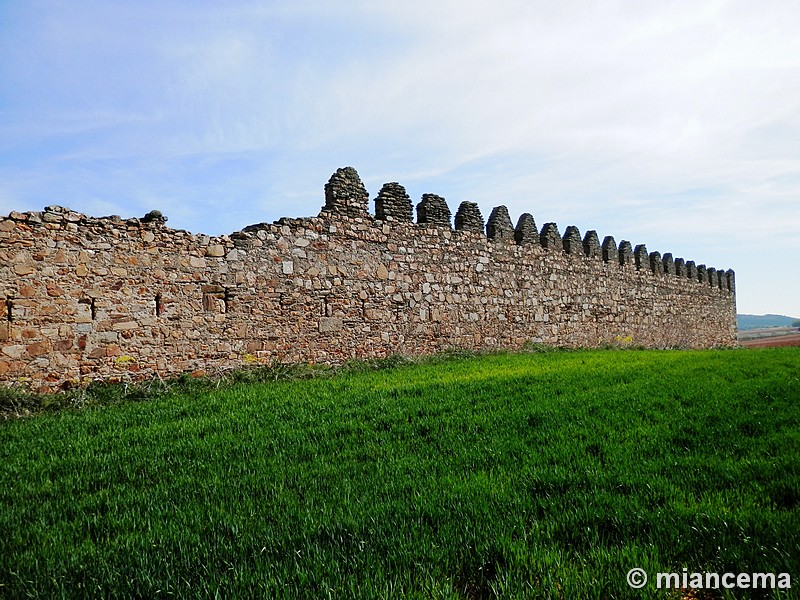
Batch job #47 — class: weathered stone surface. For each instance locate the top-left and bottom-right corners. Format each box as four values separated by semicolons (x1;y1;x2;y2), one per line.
323;167;369;217
0;169;737;391
319;317;343;333
562;226;582;255
13;264;35;276
539;223;561;249
26;341;51;357
3;345;25;359
142;210;167;224
454;202;484;233
416;194;451;228
41;212;64;224
374;182;413;222
514;213;538;245
45;283;65;297
486;206;514;242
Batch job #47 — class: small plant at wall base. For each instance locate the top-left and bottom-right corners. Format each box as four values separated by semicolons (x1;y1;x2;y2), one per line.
614;335;634;348
242;353;265;366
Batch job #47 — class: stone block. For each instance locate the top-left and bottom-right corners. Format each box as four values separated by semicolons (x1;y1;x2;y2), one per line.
319;317;343;333
13;264;34;276
2;345;25;359
26;341;52;357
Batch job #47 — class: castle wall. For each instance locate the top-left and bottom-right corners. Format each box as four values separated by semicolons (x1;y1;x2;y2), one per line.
0;169;736;391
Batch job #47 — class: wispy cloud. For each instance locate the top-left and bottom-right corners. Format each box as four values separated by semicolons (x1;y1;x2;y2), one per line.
0;0;798;315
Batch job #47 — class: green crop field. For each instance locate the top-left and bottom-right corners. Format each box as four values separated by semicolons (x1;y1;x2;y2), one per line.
1;348;798;599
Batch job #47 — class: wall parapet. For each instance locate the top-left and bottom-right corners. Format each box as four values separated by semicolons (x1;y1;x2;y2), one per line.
0;167;736;391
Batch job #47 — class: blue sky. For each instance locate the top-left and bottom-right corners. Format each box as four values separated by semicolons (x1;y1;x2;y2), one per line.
1;1;799;317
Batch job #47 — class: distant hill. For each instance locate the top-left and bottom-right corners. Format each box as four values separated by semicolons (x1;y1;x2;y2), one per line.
737;314;800;330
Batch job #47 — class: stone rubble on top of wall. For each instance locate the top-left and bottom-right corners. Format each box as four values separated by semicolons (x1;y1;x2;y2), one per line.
0;166;737;392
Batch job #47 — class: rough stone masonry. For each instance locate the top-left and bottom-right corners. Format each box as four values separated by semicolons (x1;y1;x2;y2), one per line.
0;167;736;392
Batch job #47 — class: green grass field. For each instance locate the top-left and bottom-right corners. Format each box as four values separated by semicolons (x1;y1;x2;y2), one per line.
1;348;798;599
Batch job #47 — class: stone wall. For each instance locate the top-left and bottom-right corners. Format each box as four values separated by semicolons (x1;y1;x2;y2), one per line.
0;168;737;391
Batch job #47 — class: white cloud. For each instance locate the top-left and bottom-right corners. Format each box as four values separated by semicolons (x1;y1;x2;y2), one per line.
1;0;799;314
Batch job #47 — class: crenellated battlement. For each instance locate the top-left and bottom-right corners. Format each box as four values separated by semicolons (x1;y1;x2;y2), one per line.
0;167;736;391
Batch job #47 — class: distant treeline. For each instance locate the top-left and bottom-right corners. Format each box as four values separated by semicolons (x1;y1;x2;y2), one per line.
737;314;800;330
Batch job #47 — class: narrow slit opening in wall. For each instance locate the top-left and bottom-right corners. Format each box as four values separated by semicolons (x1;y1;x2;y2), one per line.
90;298;97;320
155;293;162;317
223;289;232;313
6;298;13;322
